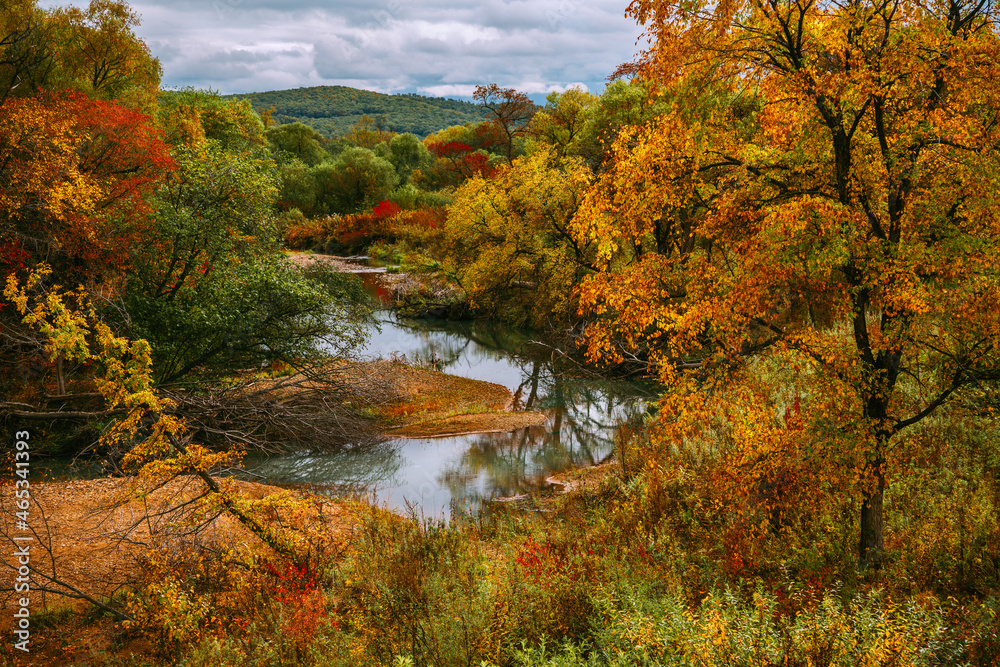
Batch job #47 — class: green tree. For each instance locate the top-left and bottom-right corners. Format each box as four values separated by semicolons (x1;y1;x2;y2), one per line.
276;158;318;215
314;146;398;215
126;143;367;383
266;121;328;166
529;87;599;160
387;132;430;184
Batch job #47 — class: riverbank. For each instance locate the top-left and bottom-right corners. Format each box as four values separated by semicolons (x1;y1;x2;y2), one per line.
285;250;545;437
287;249;468;319
362;359;545;437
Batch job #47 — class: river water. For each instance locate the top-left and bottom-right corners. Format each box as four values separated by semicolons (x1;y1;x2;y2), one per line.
39;268;655;518
242;275;656;517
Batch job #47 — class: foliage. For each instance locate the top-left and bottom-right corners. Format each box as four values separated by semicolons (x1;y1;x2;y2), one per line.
312;146;399;215
574;0;1000;568
285;199;446;256
0;0;57;106
387;132;431;184
445;146;594;328
125;142;368;383
48;0;161;105
0;0;160;108
343;114;395;150
528;87;600;161
230;85;488;138
0;90;173;285
422;140;499;189
473;84;538;165
531;81;671;170
157;88;266;151
276;158;318;215
502;586;970;667
3;264;188;461
266;121;329;166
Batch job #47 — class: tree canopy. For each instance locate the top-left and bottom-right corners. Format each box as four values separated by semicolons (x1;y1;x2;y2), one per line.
575;0;1000;568
230;85;488;138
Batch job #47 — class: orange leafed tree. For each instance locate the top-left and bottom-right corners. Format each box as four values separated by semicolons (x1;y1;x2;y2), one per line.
0;91;173;282
575;0;1000;568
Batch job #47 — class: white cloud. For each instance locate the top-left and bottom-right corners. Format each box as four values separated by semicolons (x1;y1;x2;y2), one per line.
37;0;642;99
418;84;478;98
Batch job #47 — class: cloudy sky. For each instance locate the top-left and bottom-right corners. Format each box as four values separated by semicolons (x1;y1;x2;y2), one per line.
41;0;645;100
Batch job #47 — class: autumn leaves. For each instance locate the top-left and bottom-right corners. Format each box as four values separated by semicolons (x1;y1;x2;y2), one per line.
580;0;1000;567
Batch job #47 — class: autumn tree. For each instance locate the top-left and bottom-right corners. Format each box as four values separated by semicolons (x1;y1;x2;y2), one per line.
0;91;172;284
424;140;497;187
157;88;266;151
473;84;537;165
0;0;55;105
344;114;395;150
446;145;594;328
576;0;1000;568
0;0;160;108
51;0;161;105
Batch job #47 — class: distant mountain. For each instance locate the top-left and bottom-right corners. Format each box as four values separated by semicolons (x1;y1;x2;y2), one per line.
228;85;488;138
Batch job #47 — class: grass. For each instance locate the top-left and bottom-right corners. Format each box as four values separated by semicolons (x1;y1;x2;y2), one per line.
9;383;1000;666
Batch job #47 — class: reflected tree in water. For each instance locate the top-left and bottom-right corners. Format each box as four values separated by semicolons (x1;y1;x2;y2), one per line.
242;438;403;497
439;367;651;504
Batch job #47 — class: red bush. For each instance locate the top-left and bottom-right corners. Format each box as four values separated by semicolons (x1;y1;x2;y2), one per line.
372;200;402;219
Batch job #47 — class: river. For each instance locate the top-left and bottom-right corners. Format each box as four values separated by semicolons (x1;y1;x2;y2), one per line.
242;278;656;517
38;268;655;518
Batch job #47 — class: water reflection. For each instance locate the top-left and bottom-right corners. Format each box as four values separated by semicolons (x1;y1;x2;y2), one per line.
361;311;532;391
243;440;404;497
248;305;656;517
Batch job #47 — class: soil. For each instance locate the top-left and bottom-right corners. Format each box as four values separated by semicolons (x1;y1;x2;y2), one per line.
0;252;552;663
364;360;546;437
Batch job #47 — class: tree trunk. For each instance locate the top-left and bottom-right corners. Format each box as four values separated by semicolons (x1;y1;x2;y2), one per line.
56;353;66;395
859;462;886;570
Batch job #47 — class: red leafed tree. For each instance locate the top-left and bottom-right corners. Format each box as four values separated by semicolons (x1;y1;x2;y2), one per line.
473;84;536;165
427;141;496;182
0;91;174;281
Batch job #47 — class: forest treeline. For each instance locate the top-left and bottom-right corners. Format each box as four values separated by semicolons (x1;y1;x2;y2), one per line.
229;85;489;138
3;0;1000;664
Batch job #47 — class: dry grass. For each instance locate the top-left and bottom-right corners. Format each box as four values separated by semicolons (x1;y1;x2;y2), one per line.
365;360;545;437
0;477;364;622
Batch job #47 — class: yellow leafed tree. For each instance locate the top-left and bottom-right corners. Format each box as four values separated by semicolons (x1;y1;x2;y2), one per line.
575;0;1000;568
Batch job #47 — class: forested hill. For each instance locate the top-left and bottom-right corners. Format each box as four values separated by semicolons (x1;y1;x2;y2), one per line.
229;86;488;138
